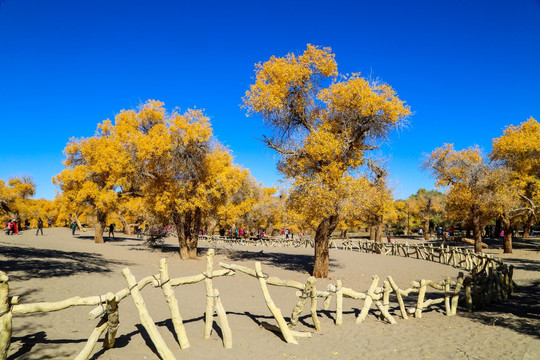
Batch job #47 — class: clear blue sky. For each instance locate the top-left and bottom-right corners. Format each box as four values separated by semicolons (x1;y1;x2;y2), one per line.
1;0;539;200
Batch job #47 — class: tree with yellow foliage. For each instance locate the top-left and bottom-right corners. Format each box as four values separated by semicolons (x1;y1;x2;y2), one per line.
424;144;497;252
243;44;410;277
491;117;540;240
407;189;445;240
54;130;125;243
107;100;246;259
0;177;36;229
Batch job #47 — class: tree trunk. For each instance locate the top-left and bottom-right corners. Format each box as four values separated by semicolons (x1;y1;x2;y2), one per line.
423;218;430;240
94;209;107;244
523;213;534;238
173;212;189;260
74;214;86;232
186;207;201;259
369;226;376;241
472;211;483;253
501;213;513;254
494;217;501;238
118;212;132;235
313;215;339;278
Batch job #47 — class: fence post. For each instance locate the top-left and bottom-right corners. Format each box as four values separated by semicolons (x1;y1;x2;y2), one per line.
203;249;215;339
122;268;176;360
0;272;11;360
159;258;190;349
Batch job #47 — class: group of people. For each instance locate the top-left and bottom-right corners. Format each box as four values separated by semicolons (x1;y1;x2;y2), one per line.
5;218;45;235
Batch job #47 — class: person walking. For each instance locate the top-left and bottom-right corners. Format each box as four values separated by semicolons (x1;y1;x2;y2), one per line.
108;223;115;239
36;218;44;236
70;221;77;236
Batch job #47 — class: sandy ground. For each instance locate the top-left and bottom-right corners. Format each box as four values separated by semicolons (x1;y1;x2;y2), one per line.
1;228;539;360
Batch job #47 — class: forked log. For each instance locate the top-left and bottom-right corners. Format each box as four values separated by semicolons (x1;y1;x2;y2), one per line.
290;277;316;328
122;268;176;360
355;276;379;325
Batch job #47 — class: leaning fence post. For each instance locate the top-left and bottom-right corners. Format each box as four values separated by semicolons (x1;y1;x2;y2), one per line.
0;272;12;360
159;258;190;349
102;297;119;349
254;262;297;344
122;268;176;360
74;318;109;360
290;277;315;329
213;289;232;349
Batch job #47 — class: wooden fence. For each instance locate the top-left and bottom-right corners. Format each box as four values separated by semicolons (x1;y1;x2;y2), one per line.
0;242;514;360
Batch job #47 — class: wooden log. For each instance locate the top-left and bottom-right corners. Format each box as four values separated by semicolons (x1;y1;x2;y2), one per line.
415;279;427;318
355;276;379;325
89;275;158;319
450;273;464;316
0;272;12;360
121;268;176;360
290;277;315;328
387;276;408;319
203;249;215;339
159;258;190;349
213;289;232;349
254;262;297;344
74;318;108;360
309;282;321;331
444;276;451;316
336;280;343;326
464;276;473;312
169;269;235;287
219;263;305;290
374;298;397;324
102;297;119;349
380;280;391;321
341;287;367;300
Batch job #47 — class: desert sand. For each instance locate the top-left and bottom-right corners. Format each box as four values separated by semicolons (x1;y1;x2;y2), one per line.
1;228;539;359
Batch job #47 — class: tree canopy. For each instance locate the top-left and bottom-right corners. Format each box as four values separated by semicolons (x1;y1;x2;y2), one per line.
243;44;410;277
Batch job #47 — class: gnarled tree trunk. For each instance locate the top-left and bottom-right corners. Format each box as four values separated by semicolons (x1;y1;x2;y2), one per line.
313;214;339;278
472;210;483;253
423;218;430;240
501;213;513;254
118;212;132;235
94;209;107;244
523;213;534;238
173;211;189;260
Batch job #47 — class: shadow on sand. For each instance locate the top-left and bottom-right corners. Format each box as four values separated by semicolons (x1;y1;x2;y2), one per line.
0;244;130;281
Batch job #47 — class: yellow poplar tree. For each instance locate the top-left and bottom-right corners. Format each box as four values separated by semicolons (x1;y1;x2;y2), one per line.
491;117;540;240
54;124;128;243
407;189;445;240
424;144;497;252
110;100;245;259
0;177;36;228
243;45;410;277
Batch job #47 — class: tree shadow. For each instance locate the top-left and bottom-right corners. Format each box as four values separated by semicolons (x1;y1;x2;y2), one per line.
8;330;85;359
459;279;540;339
0;245;130;281
216;249;339;274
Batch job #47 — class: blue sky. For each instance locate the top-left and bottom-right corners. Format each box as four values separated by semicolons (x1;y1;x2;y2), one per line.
1;0;539;200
